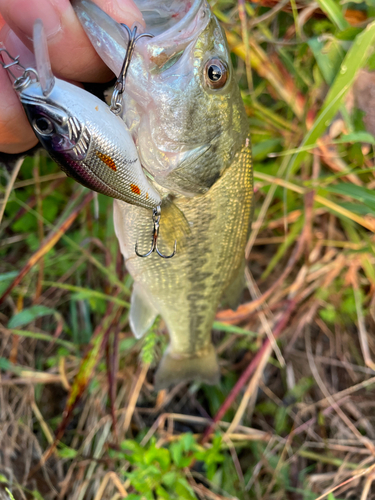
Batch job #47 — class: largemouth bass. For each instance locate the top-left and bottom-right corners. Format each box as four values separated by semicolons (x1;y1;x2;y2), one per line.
74;0;254;389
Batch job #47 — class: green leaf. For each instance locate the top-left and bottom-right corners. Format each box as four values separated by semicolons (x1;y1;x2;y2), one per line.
319;304;337;323
308;37;345;85
0;272;21;295
170;441;183;467
43;281;129;308
5;489;16;500
175;478;196;500
144;445;170;471
253;139;282;161
0;271;18;282
323;183;375;210
339;202;375;217
315;0;350;31
337;131;375;144
6;329;76;351
212;321;258;337
336;27;362;41
8;305;58;328
121;439;144;455
0;357;14;372
181;433;195;453
31;490;45;500
275;406;288;434
57;445;77;459
289;20;375;175
162;471;177;488
155;485;172;500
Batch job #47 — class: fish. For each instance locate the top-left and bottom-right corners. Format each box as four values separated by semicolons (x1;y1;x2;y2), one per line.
77;0;254;389
4;20;161;210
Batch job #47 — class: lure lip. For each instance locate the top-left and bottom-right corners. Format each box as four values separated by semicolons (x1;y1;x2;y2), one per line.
33;19;55;97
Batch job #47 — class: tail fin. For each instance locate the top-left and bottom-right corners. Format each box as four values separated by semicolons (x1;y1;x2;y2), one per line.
154;344;220;390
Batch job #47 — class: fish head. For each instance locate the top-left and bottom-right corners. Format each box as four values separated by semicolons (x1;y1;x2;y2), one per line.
73;0;249;194
20;82;84;156
124;0;248;193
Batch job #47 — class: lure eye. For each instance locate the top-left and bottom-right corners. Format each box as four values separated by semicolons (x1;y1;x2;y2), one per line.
204;58;228;89
33;116;54;135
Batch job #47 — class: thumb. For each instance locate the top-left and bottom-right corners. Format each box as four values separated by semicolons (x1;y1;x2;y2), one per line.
0;0;144;82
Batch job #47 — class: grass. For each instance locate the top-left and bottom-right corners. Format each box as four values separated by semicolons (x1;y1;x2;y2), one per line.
1;0;375;499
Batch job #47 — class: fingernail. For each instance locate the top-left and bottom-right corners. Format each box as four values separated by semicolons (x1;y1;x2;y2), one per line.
4;28;36;67
7;0;62;39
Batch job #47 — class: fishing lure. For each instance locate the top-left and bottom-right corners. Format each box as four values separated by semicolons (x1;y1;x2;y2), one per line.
0;20;176;258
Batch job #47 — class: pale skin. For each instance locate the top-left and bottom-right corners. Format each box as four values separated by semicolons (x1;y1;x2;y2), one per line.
0;0;144;154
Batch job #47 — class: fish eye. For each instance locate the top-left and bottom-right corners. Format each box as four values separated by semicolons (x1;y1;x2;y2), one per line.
204;58;228;89
33;117;54;135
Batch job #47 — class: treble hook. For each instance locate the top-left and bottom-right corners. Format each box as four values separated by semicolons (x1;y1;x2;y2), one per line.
110;24;154;115
135;205;177;259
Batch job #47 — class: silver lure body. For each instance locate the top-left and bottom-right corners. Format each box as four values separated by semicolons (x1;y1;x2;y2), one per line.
19;78;161;209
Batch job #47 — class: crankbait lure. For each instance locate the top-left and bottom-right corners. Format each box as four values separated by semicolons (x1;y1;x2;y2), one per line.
0;20;176;258
1;21;161;209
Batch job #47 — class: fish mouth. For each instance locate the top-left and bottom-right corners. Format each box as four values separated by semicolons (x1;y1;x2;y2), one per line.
139;0;204;37
140;0;209;70
73;0;208;75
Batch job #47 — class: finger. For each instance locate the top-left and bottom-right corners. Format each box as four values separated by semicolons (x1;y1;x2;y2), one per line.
0;26;38;153
0;0;144;82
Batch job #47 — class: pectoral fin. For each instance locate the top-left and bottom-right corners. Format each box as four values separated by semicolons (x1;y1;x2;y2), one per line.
130;284;158;339
154;344;220;390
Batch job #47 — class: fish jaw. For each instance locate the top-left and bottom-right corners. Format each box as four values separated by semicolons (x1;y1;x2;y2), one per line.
133;0;201;36
19;78;161;209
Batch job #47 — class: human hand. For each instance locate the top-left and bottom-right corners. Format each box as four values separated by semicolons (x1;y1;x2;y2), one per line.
0;0;144;154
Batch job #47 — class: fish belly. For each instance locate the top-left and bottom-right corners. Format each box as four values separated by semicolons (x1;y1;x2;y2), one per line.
114;143;253;387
